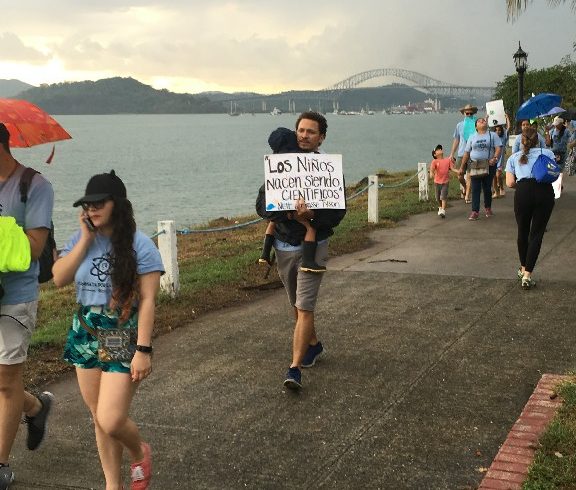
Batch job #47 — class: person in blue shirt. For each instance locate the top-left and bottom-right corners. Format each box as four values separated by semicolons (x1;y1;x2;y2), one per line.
512;119;546;153
53;170;164;490
505;128;556;290
0;123;55;488
459;117;502;220
492;117;510;198
449;103;477;201
544;116;571;169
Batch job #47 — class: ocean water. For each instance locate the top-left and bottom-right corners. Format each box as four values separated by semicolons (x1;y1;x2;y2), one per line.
11;112;462;245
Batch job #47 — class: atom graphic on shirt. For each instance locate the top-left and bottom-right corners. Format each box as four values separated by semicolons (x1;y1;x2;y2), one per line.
90;254;113;281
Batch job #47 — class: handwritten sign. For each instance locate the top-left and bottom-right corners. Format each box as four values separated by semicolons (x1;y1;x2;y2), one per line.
264;153;345;211
486;99;506;127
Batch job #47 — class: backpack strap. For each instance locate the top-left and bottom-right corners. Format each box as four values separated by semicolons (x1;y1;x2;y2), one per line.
19;166;40;204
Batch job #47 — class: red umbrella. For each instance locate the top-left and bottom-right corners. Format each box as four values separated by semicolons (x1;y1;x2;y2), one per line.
0;98;71;148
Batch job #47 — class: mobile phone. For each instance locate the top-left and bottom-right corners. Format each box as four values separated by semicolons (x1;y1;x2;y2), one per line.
83;216;96;232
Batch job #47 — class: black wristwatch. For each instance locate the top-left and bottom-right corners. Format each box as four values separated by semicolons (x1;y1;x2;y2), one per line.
135;345;153;354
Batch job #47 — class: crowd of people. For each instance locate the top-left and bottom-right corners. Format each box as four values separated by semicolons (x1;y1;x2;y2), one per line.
435;102;576;289
0;103;574;487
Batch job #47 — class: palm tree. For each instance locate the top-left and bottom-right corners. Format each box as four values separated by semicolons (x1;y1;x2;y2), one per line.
507;0;576;20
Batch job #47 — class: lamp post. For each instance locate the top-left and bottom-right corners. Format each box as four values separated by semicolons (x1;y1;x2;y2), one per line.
513;41;528;133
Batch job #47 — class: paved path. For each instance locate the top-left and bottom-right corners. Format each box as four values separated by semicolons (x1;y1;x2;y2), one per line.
10;177;576;489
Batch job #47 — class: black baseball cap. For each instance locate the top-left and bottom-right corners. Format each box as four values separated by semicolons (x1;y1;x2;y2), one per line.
432;144;443;158
73;170;127;207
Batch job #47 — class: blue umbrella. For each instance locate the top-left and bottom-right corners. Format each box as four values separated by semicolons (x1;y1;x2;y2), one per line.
516;93;562;120
540;106;565;117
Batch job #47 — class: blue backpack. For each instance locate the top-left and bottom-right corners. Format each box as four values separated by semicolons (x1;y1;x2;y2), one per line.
532;148;561;184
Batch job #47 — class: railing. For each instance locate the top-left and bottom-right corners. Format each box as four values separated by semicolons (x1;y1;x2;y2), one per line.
155;165;429;297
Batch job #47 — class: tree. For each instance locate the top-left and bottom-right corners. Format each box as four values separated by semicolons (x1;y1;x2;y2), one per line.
506;0;576;20
494;58;576;124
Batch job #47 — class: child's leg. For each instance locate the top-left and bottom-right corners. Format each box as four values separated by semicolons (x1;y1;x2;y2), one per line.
299;226;325;273
259;221;276;265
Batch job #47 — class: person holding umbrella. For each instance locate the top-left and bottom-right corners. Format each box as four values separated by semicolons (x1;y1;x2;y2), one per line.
0;123;55;489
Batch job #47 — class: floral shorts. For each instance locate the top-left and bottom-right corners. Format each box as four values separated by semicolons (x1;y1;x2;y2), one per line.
63;306;138;374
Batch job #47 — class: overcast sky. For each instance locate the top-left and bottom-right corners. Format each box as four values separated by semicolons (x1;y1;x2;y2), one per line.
1;1;574;94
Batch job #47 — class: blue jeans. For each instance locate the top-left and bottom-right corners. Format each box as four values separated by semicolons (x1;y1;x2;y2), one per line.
471;165;497;212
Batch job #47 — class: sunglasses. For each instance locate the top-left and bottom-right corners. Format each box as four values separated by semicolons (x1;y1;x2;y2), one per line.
81;199;108;211
465;112;474;116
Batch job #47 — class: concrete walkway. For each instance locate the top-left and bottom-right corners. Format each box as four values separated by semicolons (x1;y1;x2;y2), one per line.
10;177;576;489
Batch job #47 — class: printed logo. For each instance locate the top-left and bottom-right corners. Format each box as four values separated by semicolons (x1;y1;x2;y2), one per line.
90;253;113;281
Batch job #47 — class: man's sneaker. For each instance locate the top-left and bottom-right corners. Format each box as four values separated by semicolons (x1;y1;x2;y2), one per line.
485;208;493;217
468;211;479;221
437;208;442;216
439;208;446;218
131;442;152;490
301;342;325;368
25;391;54;450
283;367;302;390
521;277;536;290
0;465;14;490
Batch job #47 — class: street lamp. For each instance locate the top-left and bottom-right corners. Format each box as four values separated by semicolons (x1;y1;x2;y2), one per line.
513;41;528;132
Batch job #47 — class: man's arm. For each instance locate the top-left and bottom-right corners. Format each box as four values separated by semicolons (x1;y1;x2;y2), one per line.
26;228;49;261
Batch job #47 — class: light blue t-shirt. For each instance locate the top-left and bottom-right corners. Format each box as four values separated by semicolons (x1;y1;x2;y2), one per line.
60;230;165;306
512;133;546;153
549;127;570;154
495;130;508;169
0;164;54;305
453;116;477;157
464;131;502;161
505;147;556;181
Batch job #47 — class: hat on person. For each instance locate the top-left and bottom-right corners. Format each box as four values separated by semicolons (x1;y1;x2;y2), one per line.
73;169;127;207
552;116;565;126
459;104;478;115
432;144;443;158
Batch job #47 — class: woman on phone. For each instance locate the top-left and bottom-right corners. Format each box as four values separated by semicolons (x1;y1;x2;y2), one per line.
52;170;164;490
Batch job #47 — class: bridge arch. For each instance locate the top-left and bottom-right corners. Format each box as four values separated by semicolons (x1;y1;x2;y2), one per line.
324;68;493;99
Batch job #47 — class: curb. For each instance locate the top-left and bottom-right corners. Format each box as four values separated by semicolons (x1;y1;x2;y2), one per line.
478;373;572;490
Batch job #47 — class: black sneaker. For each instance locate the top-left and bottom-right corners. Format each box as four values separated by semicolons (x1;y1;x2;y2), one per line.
25;391;54;450
301;342;325;368
0;465;14;489
283;367;302;390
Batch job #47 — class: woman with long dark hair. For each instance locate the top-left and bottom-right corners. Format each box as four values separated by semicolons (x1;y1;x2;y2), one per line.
505;128;556;290
53;170;164;489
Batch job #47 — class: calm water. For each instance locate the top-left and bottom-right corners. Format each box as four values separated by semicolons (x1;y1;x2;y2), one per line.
12;112;462;246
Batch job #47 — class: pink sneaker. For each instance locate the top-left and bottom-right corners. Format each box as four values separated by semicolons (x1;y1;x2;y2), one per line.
468;211;479;221
485;208;493;217
131;442;152;490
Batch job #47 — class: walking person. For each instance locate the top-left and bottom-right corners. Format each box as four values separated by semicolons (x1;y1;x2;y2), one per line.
256;112;346;390
0;123;55;489
492;120;510;198
52;170;164;489
545;116;570;169
459;117;502;220
429;144;458;218
505;128;556;290
512;119;546;153
449;103;478;202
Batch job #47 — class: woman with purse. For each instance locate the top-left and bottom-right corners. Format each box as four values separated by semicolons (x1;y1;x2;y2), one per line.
459;117;502;220
505;128;556;290
52;170;164;490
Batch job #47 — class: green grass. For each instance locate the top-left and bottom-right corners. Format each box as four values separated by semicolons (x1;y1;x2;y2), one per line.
523;380;576;489
31;170;455;349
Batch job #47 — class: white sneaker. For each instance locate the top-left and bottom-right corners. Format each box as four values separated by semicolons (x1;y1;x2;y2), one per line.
437;208;443;216
439;208;446;218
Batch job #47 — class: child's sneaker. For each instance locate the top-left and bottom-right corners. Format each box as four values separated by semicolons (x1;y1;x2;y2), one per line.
468;211;479;221
259;234;275;266
299;241;326;273
130;442;152;490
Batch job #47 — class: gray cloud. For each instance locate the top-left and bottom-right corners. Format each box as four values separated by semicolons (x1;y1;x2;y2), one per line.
0;32;49;63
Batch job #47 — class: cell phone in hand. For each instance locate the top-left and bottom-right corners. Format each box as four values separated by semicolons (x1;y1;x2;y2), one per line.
83;216;96;232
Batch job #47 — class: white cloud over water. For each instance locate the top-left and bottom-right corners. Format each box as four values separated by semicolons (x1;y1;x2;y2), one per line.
0;0;574;93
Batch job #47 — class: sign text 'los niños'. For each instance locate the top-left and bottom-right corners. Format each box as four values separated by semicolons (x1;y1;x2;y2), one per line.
264;153;345;211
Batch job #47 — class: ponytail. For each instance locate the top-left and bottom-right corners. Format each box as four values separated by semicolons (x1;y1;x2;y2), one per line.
519;128;539;165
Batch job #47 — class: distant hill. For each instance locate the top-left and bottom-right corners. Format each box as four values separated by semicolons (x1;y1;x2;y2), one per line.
16;77;226;114
0;79;34;97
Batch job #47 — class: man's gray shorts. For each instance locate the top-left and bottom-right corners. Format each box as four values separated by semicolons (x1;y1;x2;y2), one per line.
0;301;38;364
275;241;329;312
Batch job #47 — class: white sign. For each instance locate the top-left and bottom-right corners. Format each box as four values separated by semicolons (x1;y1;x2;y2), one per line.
264;153;345;210
486;99;506;127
